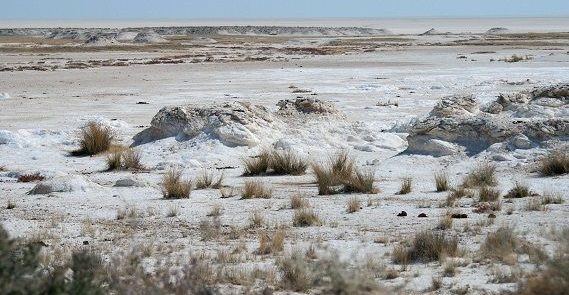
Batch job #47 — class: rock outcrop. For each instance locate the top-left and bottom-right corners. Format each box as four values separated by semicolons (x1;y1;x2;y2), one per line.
405;84;569;156
134;101;276;147
29;175;96;194
277;98;343;117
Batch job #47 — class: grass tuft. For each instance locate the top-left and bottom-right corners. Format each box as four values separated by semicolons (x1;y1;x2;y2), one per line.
392;231;458;264
478;186;501;202
435;172;449;192
270;150;308;176
290;194;310;209
241;180;272;199
293;208;320;227
162;168;192;199
195;169;224;190
72;122;113;156
242;151;271;176
504;182;531;199
346;197;361;213
106;148;143;171
398;177;412;195
539;151;569;176
257;230;286;255
462;163;498;188
313;152;377;195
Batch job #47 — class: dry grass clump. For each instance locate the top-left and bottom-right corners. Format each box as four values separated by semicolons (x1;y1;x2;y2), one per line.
443;187;474;207
195;169;224;189
541;192;564;205
435;172;449;192
17;173;45;183
525;198;545;211
6;200;15;209
462;163;498;188
481;226;518;262
436;215;453;230
504;182;531;199
392;231;458;264
398;177;412;195
207;204;223;217
290;194;310;209
270;150;308;176
516;228;569;295
220;186;236;198
243;149;308;176
166;205;180;217
72;121;114;156
346;197;361;213
242;151;271;176
539;151;569;176
162;168;192;199
241;180;272;199
249;210;265;228
313;152;377;195
257;230;286;255
293;208;320;227
278;250;313;292
106;148;144;171
478;186;501;202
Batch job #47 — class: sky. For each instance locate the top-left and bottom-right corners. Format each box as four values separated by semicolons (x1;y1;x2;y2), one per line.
2;0;569;20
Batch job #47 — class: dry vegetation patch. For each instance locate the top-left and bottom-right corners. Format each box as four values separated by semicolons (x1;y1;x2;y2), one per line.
290;194;310;209
398;177;412;195
539;151;569;176
106;148;144;171
392;231;459;264
313;152;377;195
72;122;114;156
195;169;224;189
435;172;449;192
162;168;192;199
241;180;272;199
462;163;498;188
504;182;532;199
17;173;45;183
243;149;308;176
293;208;320;227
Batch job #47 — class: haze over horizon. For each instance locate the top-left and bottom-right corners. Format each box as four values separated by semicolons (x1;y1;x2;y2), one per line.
3;0;569;20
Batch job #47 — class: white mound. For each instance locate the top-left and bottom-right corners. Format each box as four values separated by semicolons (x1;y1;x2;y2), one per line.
420;28;449;36
116;31;138;42
134;31;167;43
0;93;10;99
84;35;119;46
486;27;510;35
29;175;97;195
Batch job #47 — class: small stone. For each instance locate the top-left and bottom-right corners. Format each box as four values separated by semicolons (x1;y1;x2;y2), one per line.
418;213;427;218
83;240;89;245
451;213;468;219
397;211;407;217
488;213;496;219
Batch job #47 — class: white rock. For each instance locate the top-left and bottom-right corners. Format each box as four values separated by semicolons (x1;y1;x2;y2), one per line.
509;134;532;150
29;175;96;194
0;93;10;99
354;144;375;152
114;177;146;187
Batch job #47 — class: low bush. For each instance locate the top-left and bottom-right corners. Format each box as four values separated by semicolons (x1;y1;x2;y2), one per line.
462;163;497;188
504;182;531;199
435;172;449;192
72;122;113;156
293;208;320;227
241;180;272;199
195;170;224;189
392;231;458;264
398;177;412;195
539;151;569;176
162;168;192;199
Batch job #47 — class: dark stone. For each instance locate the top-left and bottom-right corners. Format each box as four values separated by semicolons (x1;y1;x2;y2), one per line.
488;213;497;219
397;211;407;217
451;213;468;219
83;240;89;245
137;101;149;104
418;213;428;218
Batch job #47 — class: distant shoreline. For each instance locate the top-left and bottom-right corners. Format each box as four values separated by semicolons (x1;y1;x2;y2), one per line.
1;17;568;34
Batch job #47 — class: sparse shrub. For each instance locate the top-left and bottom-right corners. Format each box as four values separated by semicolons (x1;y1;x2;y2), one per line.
249;210;264;228
443;187;474;207
436;215;453;230
106;148;143;171
293;208;320;227
505;182;531;199
481;226;518;262
270;150;308;175
313;152;377;195
162;168;192;199
220;186;236;198
199;217;221;241
166;205;180;217
72;122;113;156
207;204;223;217
478;186;500;202
346;197;361;213
398;177;412;194
443;261;457;277
242;151;270;176
241;180;272;199
463;163;497;187
435;172;449;192
195;169;224;189
116;206;139;220
278;251;312;292
257;230;286;255
525;198;545;211
290;194;310;209
17;173;45;183
6;200;15;209
392;231;458;264
539;151;569;176
542;192;564;205
0;165;6;171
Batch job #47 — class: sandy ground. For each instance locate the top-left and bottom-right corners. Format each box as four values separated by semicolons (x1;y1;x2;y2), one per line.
1;28;569;294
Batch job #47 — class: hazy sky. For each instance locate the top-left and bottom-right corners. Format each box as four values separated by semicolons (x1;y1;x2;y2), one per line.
3;0;569;19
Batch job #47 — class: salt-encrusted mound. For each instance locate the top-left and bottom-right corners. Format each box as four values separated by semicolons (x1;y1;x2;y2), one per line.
405;84;569;156
29;175;97;195
420;28;449;36
133;31;167;43
134;101;276;147
0;93;10;99
486;27;510;35
277;98;343;117
116;31;138;42
84;35;119;46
